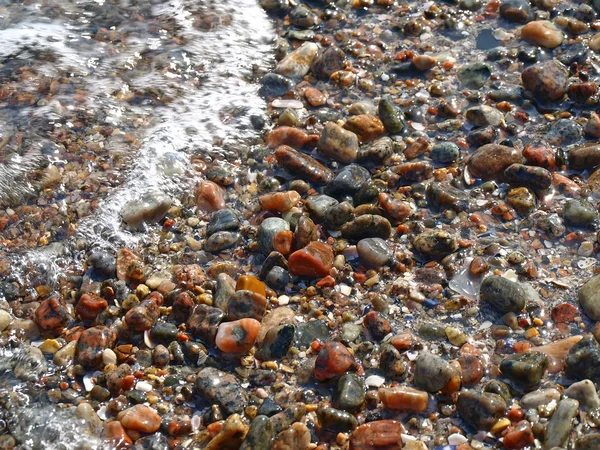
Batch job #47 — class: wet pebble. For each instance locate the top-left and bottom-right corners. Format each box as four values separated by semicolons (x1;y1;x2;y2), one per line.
521;60;568;103
215;318;261;354
379;386;429;412
521;20;563;48
480;275;529;313
563;199;597;227
413;230;458;257
468;144;523;181
349;420;403;450
341;215;392;240
256;324;295;360
288;241;333;277
318;122;359;164
314;341;354;381
357;238;392;268
500;352;548;387
334;374;365;412
195;367;247;415
499;0;532;23
258;217;291;255
121;192;171;229
414;352;459;393
457;390;507;431
275;42;318;78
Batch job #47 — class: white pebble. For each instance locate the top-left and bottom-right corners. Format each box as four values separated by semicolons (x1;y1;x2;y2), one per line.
83;373;96;392
144;330;156;349
271;99;304;109
339;284;352;296
278;295;290;306
136;381;153;392
256;388;269;399
364;375;386;388
102;348;117;366
448;433;468;446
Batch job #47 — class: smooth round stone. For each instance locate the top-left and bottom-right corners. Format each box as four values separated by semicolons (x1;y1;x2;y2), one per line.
480;276;529;313
207;209;240;236
523;139;556;171
260;72;294;97
324;201;354;231
275;42;318;79
465;105;504;127
153;344;170;367
294;319;329;349
357;238;392;268
457;62;491;89
500;352;549;387
289;4;315;27
288;241;334;278
125;296;161;332
314;341;354;381
118;404;162;433
578;274;600;321
265;266;291;290
196;180;226;212
430;142;460;165
256;324;295;360
271;423;311;450
205;231;241;253
521;60;569;103
187;304;225;345
590;33;600;53
312;46;345;80
414;352;459;393
239;416;274;450
349;420;403;450
504;164;552;190
121;191;171;229
326;164;370;197
275;145;333;185
77;326;115;369
457;390;507;431
149;322;178;345
547;119;583;147
544;398;579;449
258;218;290;255
305;195;339;223
88;250;116;279
267;127;314;150
379;386;429;412
363;311;391;341
259;191;301;213
195;367;247;416
413;230;458;257
506;187;536;215
317;405;358;433
563;199;597;227
318;122;359;164
215;318;260;354
521;20;563;48
54;340;77;367
571;81;599;104
343;114;385;143
521;387;561;409
569;143;600;170
227;290;267;321
564;380;600;411
468;144;523;181
341;215;392;240
334;374;365;412
378;97;405;134
566;335;600;380
499;0;532;23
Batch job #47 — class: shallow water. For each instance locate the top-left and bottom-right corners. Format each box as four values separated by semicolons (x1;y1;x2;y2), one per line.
0;0;274;446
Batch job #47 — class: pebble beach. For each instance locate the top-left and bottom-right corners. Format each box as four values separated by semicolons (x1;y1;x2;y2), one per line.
3;0;600;449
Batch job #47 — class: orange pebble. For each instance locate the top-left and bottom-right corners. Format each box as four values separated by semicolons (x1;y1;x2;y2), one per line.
259;191;301;212
288;241;334;278
102;421;133;449
508;408;524;422
236;275;266;297
513;341;532;353
121;375;135;391
215;318;261;354
316;275;336;288
273;230;294;256
196;180;225;213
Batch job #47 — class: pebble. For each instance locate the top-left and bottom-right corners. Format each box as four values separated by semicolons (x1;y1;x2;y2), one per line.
260;191;301;213
256;324;295;360
318;122;359;164
187;304;225;345
357;238;392;268
522;139;557;171
196;180;226;213
544;398;579;449
205;231;241;253
102;422;132;448
465;105;504;127
363;310;391;341
267;126;315;149
207;209;240;236
564;379;600;411
341;215;392;240
54;340;77;367
576;434;600;450
563;199;597;227
77;326;116;368
500;352;548;387
577;274;600;321
521;20;563;48
566;335;600;381
506;186;536;215
326;164;370;197
349;420;403;450
521;60;568;103
195;367;247;416
520;387;561;409
378;97;405;134
275;42;319;78
414;351;459;393
317;405;358;433
479;275;529;313
468;144;523;180
314;341;354;381
457;62;492;89
304;87;326;107
430;142;459;165
259;72;294;98
334;374;365;412
205;414;249;450
227;290;267;321
271;422;311;450
413;230;458;257
358;137;393;165
121;191;171;229
378;386;429;412
305;195;339;223
124;294;162;332
569;143;600;170
34;297;69;335
503;421;534;450
258;217;291;255
118;404;162;433
239;415;274;450
343;115;386;143
378;193;412;222
288;241;334;277
504;164;552;190
215;318;261;354
312;46;346;80
499;0;532;23
457;390;507;431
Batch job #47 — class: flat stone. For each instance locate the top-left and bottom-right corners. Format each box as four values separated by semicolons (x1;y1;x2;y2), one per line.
457;390;507;431
500;352;548;387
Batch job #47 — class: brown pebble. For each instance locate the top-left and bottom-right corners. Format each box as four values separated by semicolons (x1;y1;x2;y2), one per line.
314;341;354;381
118;404;162;433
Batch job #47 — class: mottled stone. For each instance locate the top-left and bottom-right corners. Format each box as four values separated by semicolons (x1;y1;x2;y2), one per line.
413;230;458;257
341;215;392;240
275;145;333;185
500;352;548;387
480;276;529;313
275;42;318;78
521;60;568;103
195;367;247;415
457;390;507;431
288;241;333;278
318;122;359;164
521;20;563;48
